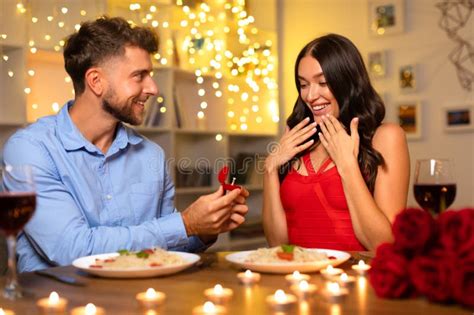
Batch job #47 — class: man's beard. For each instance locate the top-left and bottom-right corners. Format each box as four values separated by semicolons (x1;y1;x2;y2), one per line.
101;93;142;126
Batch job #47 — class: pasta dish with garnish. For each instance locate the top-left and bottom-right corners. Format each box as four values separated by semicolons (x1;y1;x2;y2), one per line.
89;248;184;269
245;246;329;263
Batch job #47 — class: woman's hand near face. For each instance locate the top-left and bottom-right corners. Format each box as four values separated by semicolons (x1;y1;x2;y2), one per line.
318;114;359;171
265;117;317;172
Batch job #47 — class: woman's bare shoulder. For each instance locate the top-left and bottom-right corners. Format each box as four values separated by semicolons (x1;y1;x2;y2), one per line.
372;123;406;148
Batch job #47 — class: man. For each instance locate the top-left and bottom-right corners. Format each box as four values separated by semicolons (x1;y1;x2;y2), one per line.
3;16;249;272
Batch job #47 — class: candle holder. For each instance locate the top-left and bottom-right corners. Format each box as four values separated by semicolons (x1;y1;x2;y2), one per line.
37;291;68;314
320;265;343;280
70;303;105;315
285;271;310;286
136;288;166;309
204;284;233;304
290;280;317;300
237;270;261;285
0;308;15;315
351;260;371;276
321;282;349;303
265;289;297;312
192;301;226;315
333;273;356;287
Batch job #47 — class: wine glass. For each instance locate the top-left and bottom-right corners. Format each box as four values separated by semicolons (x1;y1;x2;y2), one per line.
0;164;36;300
413;159;456;215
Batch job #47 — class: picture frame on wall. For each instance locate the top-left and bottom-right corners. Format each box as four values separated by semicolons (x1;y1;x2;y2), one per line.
368;0;405;36
398;102;422;139
443;105;474;132
399;64;417;92
368;50;388;78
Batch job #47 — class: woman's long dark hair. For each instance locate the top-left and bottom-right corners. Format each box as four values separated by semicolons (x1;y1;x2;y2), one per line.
280;34;386;193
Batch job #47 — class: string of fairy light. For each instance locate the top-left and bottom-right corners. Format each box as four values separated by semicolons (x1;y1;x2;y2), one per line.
1;0;279;133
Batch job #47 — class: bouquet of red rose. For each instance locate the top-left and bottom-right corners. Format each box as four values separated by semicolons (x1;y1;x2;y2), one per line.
369;208;474;308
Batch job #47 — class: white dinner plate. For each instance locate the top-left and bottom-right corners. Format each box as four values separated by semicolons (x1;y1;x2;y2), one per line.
225;248;350;274
72;251;200;278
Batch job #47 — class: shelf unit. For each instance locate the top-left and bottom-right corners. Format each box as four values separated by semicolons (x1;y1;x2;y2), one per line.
0;1;278;252
138;122;273;251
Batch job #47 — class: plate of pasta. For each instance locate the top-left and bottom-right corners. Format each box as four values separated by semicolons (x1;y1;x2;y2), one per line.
72;248;200;278
225;246;350;274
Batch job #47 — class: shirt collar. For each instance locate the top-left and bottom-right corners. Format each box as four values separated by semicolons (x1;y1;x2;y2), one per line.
112;124;143;152
57;101;143;153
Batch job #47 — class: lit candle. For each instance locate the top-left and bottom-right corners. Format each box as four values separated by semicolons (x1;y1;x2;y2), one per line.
0;308;15;315
265;289;297;312
351;260;371;276
290;280;317;300
321;282;349;303
204;284;233;304
237;269;261;285
320;265;343;279
284;271;310;286
136;288;166;309
70;303;105;315
335;273;356;287
192;301;226;315
36;291;68;314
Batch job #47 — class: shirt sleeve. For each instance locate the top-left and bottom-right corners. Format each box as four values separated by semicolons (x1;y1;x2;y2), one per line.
3;135;207;269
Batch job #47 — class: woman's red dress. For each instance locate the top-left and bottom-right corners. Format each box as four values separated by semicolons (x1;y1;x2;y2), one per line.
280;153;365;250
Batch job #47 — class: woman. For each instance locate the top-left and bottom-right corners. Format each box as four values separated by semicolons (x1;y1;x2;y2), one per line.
263;34;410;251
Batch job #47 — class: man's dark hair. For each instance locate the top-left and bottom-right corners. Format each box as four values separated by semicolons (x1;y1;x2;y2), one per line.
63;16;159;95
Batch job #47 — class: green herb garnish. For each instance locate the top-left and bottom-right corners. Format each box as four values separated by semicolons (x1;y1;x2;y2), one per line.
117;249;129;256
281;244;295;253
136;251;150;259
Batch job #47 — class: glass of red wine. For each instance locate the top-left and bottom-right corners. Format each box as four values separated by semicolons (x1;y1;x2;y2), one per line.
0;164;36;300
413;159;456;215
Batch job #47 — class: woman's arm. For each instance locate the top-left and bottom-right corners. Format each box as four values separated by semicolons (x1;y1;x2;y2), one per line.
262;118;317;246
319;116;410;250
262;166;289;246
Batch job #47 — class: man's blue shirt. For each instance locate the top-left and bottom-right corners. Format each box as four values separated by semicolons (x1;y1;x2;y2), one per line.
3;101;206;272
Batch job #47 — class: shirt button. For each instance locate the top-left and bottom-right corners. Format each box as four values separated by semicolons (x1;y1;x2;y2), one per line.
106;194;112;200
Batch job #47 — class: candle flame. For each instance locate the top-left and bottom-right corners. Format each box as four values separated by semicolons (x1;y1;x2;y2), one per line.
49;291;60;304
145;288;157;299
245;269;252;277
213;284;223;294
358;260;365;266
274;289;287;302
203;301;216;312
299;280;309;290
85;303;97;315
292;271;301;278
341;273;348;281
327;282;341;293
327;265;334;271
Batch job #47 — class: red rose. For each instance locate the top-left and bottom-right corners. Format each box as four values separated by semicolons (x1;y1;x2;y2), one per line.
438;208;474;257
369;243;413;298
409;250;454;303
451;254;474;308
376;241;405;256
392;208;437;256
